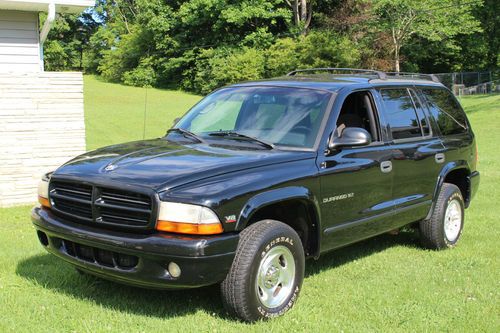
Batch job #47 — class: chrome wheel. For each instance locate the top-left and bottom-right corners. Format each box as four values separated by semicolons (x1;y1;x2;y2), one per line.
444;199;462;242
255;245;296;308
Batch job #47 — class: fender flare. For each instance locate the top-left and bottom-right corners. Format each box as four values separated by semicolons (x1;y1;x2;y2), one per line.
425;160;470;220
236;186;322;257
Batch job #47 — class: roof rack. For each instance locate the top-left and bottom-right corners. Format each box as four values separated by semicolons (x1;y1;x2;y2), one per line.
286;68;441;83
384;72;440;83
287;68;387;80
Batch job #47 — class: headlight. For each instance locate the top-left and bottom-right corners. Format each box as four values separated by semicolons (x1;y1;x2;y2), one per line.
156;202;223;235
37;172;52;208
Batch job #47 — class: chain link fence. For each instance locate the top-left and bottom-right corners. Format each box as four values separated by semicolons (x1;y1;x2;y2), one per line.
433;71;500;96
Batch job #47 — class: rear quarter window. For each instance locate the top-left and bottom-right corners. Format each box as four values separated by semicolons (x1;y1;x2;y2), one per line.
380;88;423;140
421;88;468;135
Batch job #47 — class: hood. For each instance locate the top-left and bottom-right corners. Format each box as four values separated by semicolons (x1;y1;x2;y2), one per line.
52;138;316;191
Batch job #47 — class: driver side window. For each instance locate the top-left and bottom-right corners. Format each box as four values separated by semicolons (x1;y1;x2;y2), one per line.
336;91;380;141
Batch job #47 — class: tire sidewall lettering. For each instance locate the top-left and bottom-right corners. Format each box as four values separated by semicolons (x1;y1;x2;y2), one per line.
253;234;302;318
261;236;294;258
257;285;300;318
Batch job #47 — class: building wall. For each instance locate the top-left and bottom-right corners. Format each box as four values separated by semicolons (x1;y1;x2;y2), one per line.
0;10;40;72
0;71;86;206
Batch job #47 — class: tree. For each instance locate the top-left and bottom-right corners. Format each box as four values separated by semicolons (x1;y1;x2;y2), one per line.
476;0;500;69
372;0;482;72
285;0;313;35
42;11;99;71
315;0;395;71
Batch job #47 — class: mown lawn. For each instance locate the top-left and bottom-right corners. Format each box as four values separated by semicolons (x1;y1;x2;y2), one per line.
84;75;201;151
0;80;498;332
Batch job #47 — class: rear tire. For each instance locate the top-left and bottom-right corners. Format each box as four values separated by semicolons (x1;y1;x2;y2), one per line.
420;183;464;249
221;220;305;322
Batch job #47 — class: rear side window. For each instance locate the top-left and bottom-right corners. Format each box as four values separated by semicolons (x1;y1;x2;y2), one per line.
380;89;422;140
409;90;431;136
421;88;468;135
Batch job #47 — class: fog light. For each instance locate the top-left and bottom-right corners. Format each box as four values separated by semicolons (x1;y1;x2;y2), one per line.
168;262;181;278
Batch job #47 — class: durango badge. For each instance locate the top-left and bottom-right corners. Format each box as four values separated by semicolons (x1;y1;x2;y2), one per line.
323;193;354;203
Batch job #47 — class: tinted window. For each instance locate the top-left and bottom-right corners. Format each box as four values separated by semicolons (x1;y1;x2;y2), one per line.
380;89;422;140
409;90;430;136
421;89;468;135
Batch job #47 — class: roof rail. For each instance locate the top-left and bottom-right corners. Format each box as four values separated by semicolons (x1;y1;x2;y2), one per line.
287;68;387;80
384;72;440;83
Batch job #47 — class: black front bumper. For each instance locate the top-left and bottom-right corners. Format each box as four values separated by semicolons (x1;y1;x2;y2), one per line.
32;207;239;289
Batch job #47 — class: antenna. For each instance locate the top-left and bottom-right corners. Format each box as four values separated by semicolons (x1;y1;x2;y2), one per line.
142;86;148;140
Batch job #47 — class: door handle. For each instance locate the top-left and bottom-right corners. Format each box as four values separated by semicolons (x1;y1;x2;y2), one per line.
380;161;392;173
435;153;445;164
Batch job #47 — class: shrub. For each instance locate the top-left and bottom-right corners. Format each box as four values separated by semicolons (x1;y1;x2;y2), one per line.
266;31;362;77
122;57;157;87
43;40;69;71
191;47;266;94
266;38;301;77
98;26;150;83
297;30;361;68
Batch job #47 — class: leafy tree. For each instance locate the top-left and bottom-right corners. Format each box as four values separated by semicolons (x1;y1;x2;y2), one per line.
471;0;499;70
285;0;313;35
372;0;482;72
43;0;497;92
42;11;99;71
83;26;115;73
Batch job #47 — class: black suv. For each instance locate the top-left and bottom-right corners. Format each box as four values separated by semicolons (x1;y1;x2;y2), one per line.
33;68;480;321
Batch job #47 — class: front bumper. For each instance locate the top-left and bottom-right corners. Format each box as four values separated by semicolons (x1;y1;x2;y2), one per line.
32;207;238;289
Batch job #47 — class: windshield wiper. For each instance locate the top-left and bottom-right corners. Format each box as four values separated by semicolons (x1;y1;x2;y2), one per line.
166;128;205;143
207;131;275;150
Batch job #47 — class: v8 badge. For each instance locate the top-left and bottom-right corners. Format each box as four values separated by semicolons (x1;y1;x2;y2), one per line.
225;215;237;223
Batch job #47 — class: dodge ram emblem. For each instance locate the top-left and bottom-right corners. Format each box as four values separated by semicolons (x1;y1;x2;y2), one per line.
104;164;117;171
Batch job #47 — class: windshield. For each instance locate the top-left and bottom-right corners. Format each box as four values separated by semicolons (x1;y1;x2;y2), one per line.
174;86;332;149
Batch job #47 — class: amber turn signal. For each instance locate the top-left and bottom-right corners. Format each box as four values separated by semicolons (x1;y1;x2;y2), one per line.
38;195;51;208
156;220;223;235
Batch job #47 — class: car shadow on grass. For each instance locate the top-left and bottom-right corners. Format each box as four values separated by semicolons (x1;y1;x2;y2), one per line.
305;228;421;277
16;254;225;319
15;229;420;319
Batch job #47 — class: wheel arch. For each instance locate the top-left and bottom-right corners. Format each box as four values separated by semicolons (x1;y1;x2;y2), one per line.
236;186;322;258
426;161;471;219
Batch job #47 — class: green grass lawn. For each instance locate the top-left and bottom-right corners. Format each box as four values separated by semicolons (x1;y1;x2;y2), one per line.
84;75;201;151
0;81;498;332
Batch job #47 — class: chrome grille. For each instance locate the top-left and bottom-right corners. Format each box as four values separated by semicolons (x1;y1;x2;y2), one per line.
49;180;154;229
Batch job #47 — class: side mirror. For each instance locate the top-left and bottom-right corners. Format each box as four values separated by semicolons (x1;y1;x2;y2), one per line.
173;117;180;126
329;127;372;150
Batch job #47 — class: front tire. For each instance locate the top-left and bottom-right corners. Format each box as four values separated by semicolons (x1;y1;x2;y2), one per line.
420;183;464;249
221;220;305;322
